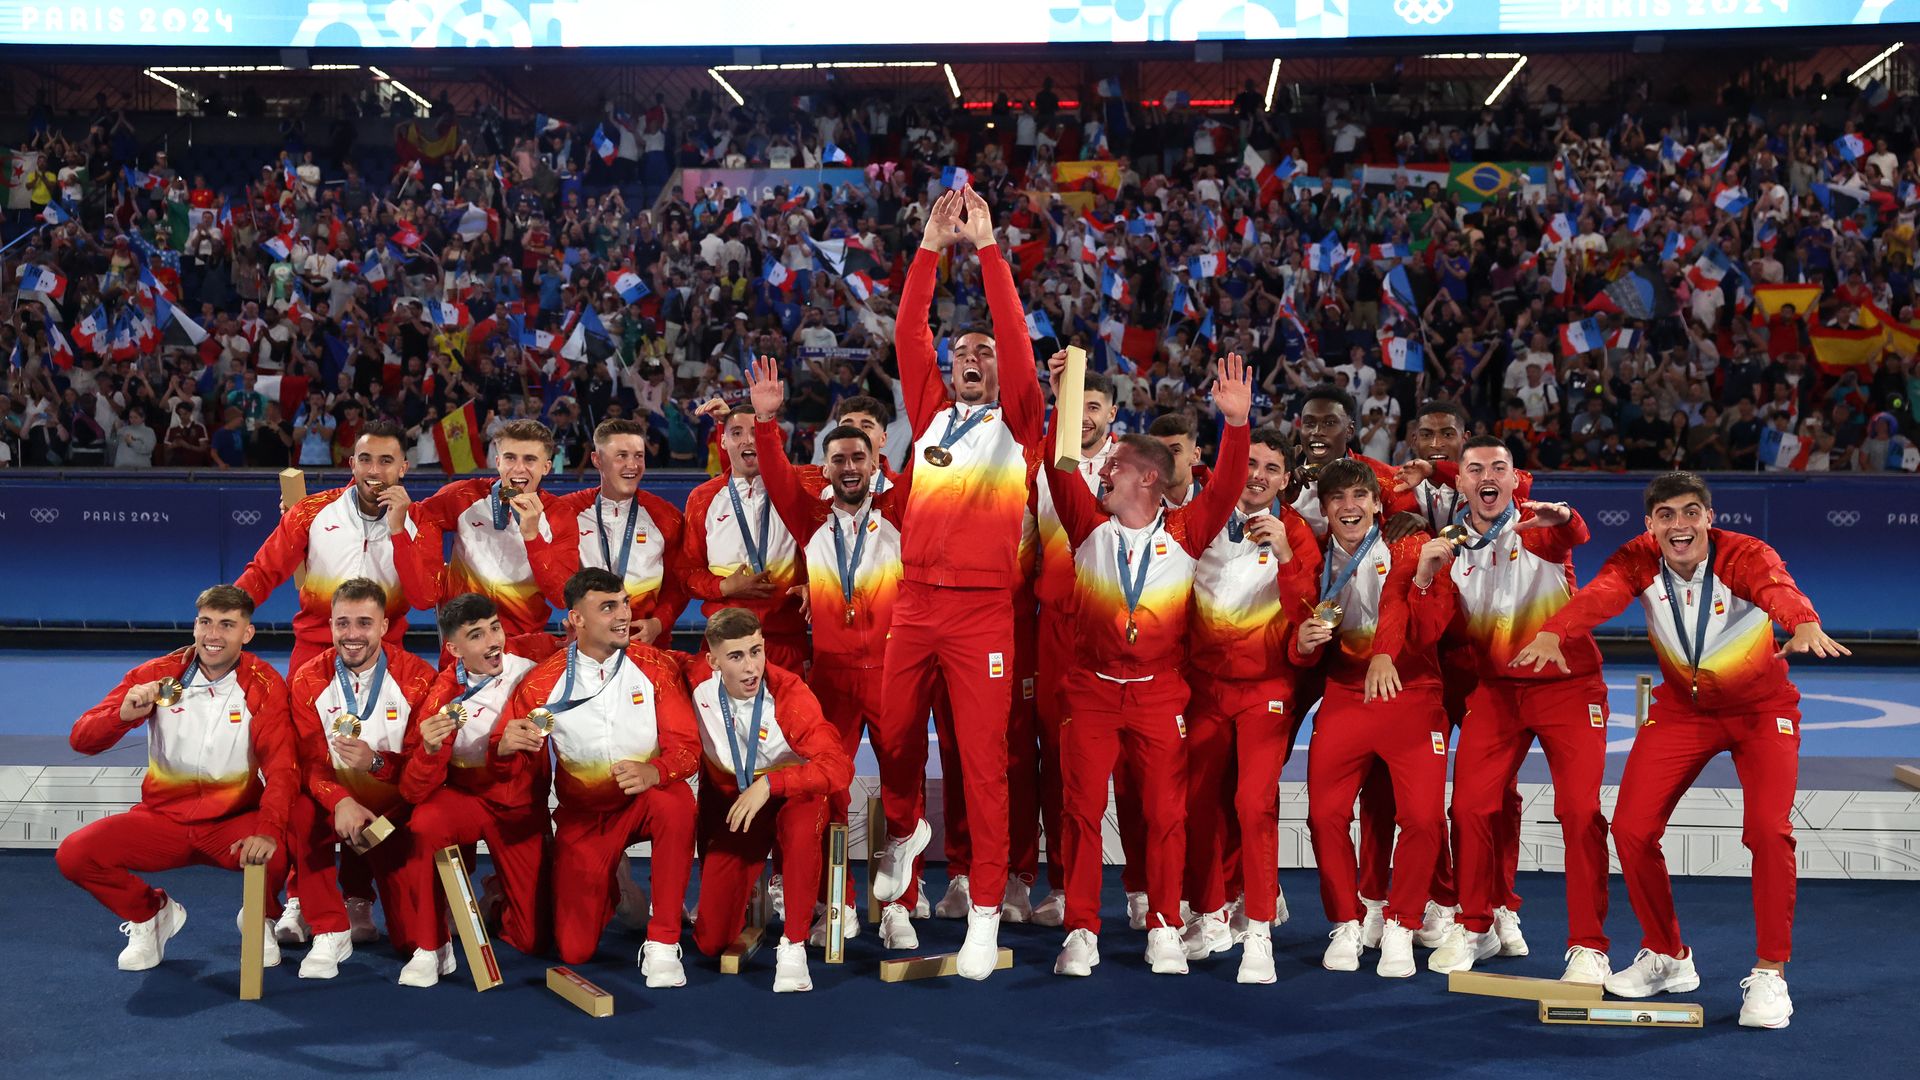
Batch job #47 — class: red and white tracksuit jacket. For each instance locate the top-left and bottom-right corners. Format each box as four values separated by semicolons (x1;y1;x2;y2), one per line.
58;649;299;923
679;472;807;666
288;642;438;944
413;477;562;637
1045;418;1249;934
235;486;442;672
687;664;854;953
1542;528;1820;962
873;243;1045;914
526;486;688;630
496;642;700;962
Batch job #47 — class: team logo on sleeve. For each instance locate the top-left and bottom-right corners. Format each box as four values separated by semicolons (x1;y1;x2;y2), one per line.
1268;700;1285;714
229;708;244;724
1777;717;1795;735
1431;731;1447;755
637;530;649;544
1257;549;1270;565
988;652;1006;679
385;706;399;723
632;690;647;705
1589;704;1606;728
1508;549;1520;562
1175;714;1187;738
1153;541;1168;556
1375;559;1388;576
1713;597;1725;615
1022;677;1036;700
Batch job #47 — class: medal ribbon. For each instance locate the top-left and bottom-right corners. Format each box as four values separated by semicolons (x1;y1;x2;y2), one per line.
596;494;641;578
724;479;773;574
1451;502;1516;551
488;479;521;531
1659;538;1719;680
1319;524;1381;602
716;681;769;790
934;403;991;458
452;661;495;705
335;651;389;724
177;654;201;692
831;503;872;607
552;642;627;716
1114;514;1163;626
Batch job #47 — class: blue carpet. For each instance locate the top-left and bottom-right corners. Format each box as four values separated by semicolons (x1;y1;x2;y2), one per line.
4;853;1909;1078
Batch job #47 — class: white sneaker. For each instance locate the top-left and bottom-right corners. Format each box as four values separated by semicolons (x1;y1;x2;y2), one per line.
1145;925;1189;975
1001;878;1034;924
398;947;443;988
1227;895;1249;938
1739;968;1793;1029
1493;906;1529;956
1181;908;1234;960
1427;923;1499;974
933;874;972;919
1414;902;1458;949
765;874;786;925
273;897;310;945
1323;920;1364;972
1238;923;1276;984
1054;928;1099;976
806;904;860;947
299;930;352;979
345;897;379;944
773;940;812;992
878;902;919;950
118;898;187;971
955;905;1002;981
1378;922;1417;978
235;907;281;968
912;878;930;920
1030;892;1066;928
639;941;686;988
1562;945;1612;984
1605;947;1701;998
871;819;931;904
1274;881;1291;927
1359;898;1386;949
1126;891;1150;931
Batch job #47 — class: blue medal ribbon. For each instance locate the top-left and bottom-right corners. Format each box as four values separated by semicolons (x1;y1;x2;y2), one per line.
715;681;769;789
452;661;495;705
933;404;991;457
1319;524;1381;602
1452;503;1516;551
1115;514;1163;644
724;479;773;575
488;480;522;531
831;503;871;609
551;642;627;716
335;651;389;726
596;494;641;579
1659;537;1719;694
177;654;201;691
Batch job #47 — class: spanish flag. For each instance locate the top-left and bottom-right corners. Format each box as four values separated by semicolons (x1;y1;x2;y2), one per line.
1860;301;1920;357
1808;324;1886;374
1753;283;1822;319
434;402;482;476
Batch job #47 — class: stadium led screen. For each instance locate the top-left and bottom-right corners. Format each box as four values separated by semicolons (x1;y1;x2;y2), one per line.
0;0;1906;48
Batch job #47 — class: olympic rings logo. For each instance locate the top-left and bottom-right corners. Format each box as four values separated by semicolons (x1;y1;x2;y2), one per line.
1598;510;1631;527
1394;0;1454;24
1827;511;1860;527
29;508;59;524
232;510;263;526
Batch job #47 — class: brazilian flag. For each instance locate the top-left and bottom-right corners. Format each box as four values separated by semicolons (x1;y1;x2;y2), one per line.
1448;162;1520;201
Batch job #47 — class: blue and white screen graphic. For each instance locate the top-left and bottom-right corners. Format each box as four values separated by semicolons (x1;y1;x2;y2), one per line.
0;0;1905;48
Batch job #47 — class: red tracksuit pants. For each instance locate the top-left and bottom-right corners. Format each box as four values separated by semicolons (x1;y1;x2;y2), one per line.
549;783;697;964
876;581;1012;911
1060;669;1189;935
940;602;1044;892
810;661;888;906
387;789;549;956
1356;729;1524;909
692;782;829;953
57;804;290;923
287;797;410;941
1036;605;1148;895
1453;676;1610;950
1612;695;1802;963
1306;683;1450;928
1184;672;1294;922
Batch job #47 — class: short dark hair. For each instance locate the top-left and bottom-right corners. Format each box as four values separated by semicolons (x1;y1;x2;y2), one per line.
1303;385;1358;422
704;607;763;650
1463;434;1508;454
727;402;755;418
564;567;627;609
333;577;388;609
357;419;406;449
835;395;891;425
1415;400;1471;427
1249;425;1294;470
1316;458;1380;502
821;424;873;452
1083;372;1115;403
1148;413;1196;439
593;418;649;444
497;419;556;456
1644;471;1713;513
1115;433;1175;483
198;584;256;619
437;592;498;637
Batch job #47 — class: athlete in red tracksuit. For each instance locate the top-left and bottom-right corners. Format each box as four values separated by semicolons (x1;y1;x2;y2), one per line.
493;568;700;985
1043;354;1251;978
1420;438;1612;984
385;594;559;986
411;420;565;640
524;417;688;646
868;187;1044;981
680;405;808;672
57;586;296;973
1292;461;1452;979
1179;426;1320;982
1517;471;1847;1029
688;612;854;992
286;579;437;980
236;422;442;674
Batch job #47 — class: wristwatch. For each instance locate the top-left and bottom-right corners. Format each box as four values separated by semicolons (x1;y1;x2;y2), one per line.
369;750;387;773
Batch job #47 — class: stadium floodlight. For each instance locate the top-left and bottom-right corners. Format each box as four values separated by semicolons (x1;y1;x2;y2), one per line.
1484;55;1529;107
1848;43;1903;84
944;63;961;100
368;66;431;111
709;68;745;106
1263;59;1281;112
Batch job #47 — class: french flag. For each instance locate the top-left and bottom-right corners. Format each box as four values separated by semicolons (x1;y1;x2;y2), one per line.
46;324;76;369
592;125;617;165
1711;184;1751;214
40;201;71;226
1701;144;1729;173
1369;243;1411;261
1026;310;1056;341
1686;246;1733;290
846;271;886;301
1862;78;1892;111
1756;217;1778;249
1625;206;1652;234
261;232;292;260
1759;426;1811;471
1080;232;1099;264
762;257;794;293
1383;336;1424;372
1833;133;1870;163
729;199;754;225
1660;231;1694;262
1558;318;1605;355
1659;136;1694;169
1101;265;1130;304
1622;165;1651;190
426;300;472;329
1194;310;1215;346
1238;216;1260;247
1305;235;1350;274
1544;213;1576;245
822;142;852;165
362;259;389;292
73;306;108;353
614;270;649;304
941;166;971;191
1080;210;1115;234
1187;253;1222;279
1608;328;1641;350
1172;282;1199;321
393;222;423;249
17;265;66;299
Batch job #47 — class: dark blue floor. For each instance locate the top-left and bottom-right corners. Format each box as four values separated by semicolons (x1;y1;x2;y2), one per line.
5;853;1911;1079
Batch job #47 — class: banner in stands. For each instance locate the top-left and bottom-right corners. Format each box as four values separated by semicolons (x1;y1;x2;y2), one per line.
0;474;1916;636
680;169;868;207
0;1;1897;48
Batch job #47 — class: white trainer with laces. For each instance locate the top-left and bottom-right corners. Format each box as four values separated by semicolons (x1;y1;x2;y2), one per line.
878;902;918;950
1359;898;1386;949
1126;891;1150;931
1413;901;1457;949
1274;881;1290;926
345;897;379;944
807;904;860;947
955;905;1002;980
1562;945;1612;984
1181;908;1234;960
273;897;310;944
235;907;281;968
1493;906;1528;956
1227;895;1249;938
398;947;443;988
912;878;930;920
1604;948;1701;998
933;874;972;919
765;875;786;924
1054;928;1099;976
1001;878;1034;924
1739;968;1793;1029
871;819;931;904
773;940;812;993
1323;920;1364;972
639;941;686;988
1145;925;1189;975
1427;923;1499;974
1237;923;1276;985
1029;891;1066;928
118;897;187;972
1378;922;1417;978
300;930;352;979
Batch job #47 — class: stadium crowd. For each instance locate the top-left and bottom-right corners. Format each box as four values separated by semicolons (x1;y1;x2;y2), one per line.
4;65;1919;474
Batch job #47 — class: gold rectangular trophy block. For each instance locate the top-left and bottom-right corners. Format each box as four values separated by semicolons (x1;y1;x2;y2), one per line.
864;796;885;925
719;927;766;975
239;862;265;1001
1051;346;1088;471
346;814;396;855
546;966;614;1017
1635;674;1654;728
1539;1000;1704;1028
1449;970;1605;1002
279;469;309;590
1895;764;1920;792
826;822;849;964
434;845;503;991
879;947;1013;983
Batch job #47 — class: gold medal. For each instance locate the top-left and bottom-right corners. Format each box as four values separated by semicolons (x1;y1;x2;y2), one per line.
923;445;953;467
364;478;387;493
441;702;468;729
1311;600;1344;627
1439;524;1470;546
1297;463;1323;483
331;714;363;739
1126;617;1138;645
527;707;556;736
154;676;185;709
